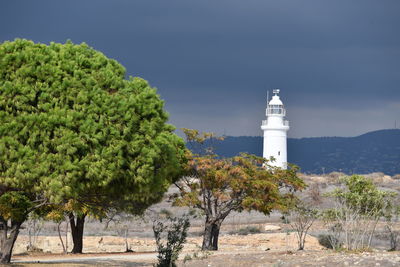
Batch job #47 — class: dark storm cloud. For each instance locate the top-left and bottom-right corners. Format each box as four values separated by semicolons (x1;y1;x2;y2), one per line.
1;0;399;137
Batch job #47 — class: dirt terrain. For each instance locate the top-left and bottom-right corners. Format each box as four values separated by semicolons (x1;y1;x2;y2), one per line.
11;230;400;266
12;234;400;267
182;250;400;267
8;172;400;266
11;245;400;267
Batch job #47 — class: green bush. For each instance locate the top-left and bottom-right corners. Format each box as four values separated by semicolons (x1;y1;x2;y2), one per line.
318;234;342;250
229;226;261;235
153;216;190;267
158;209;173;219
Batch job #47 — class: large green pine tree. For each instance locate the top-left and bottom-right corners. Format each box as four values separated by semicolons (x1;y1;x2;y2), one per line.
0;39;186;262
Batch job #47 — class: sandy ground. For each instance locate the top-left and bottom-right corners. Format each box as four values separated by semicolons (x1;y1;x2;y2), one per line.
11;232;322;266
10;232;400;267
179;250;400;267
11;249;400;267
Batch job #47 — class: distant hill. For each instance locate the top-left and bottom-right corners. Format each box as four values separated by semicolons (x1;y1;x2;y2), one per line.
187;129;400;176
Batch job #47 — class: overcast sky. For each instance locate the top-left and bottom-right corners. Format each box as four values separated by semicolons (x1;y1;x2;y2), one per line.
1;0;399;137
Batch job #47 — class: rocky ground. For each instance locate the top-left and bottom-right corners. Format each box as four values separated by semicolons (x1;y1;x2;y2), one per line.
11;248;400;267
179;250;400;267
8;172;400;266
10;231;400;266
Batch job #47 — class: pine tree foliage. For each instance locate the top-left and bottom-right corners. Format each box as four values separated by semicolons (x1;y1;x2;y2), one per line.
0;39;186;261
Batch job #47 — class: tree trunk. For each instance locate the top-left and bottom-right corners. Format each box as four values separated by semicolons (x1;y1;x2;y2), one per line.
0;219;22;263
202;222;213;250
296;231;303;250
202;221;221;251
298;233;305;250
57;221;66;253
211;223;220;250
65;218;68;252
69;213;86;254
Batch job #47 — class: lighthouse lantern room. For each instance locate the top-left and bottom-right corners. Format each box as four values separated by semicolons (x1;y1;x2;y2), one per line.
261;89;289;169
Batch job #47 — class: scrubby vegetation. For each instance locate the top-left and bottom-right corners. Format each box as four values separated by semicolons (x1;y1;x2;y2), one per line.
153;216;190;267
322;175;395;251
228;226;262;236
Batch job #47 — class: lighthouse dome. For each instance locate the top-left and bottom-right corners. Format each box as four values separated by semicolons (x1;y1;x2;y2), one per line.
267;94;286;115
269;95;283;105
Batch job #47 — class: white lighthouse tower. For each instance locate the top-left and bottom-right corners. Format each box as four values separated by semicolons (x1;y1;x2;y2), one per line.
261;89;289;169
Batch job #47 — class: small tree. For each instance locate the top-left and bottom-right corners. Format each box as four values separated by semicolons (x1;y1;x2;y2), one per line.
0;191;43;262
57;219;68;253
106;213;145;253
324;175;395;250
288;204;318;250
153;216;190;267
308;183;322;205
26;214;44;252
174;129;305;250
319;209;343;250
384;204;400;251
318;224;343;250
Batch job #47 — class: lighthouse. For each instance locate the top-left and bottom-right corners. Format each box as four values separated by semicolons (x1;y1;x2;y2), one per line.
261;89;289;169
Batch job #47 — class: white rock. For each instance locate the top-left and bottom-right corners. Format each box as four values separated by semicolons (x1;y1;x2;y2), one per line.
264;224;282;231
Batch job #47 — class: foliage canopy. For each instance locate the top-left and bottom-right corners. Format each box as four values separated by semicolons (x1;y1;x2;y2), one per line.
0;38;185;207
174;128;305;250
0;38;186;260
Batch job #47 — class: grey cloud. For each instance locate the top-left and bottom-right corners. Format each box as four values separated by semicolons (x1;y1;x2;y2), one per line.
1;0;399;137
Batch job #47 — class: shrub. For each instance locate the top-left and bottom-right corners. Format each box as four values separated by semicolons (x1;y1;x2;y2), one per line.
384;205;400;251
288;205;318;250
280;215;290;224
159;209;173;219
318;234;342;250
308;183;322;205
153;216;190;267
232;226;261;235
183;249;211;263
323;175;396;250
327;172;345;184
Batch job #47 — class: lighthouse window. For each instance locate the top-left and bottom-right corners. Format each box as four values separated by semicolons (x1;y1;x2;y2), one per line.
278;151;280;156
269;105;284;114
